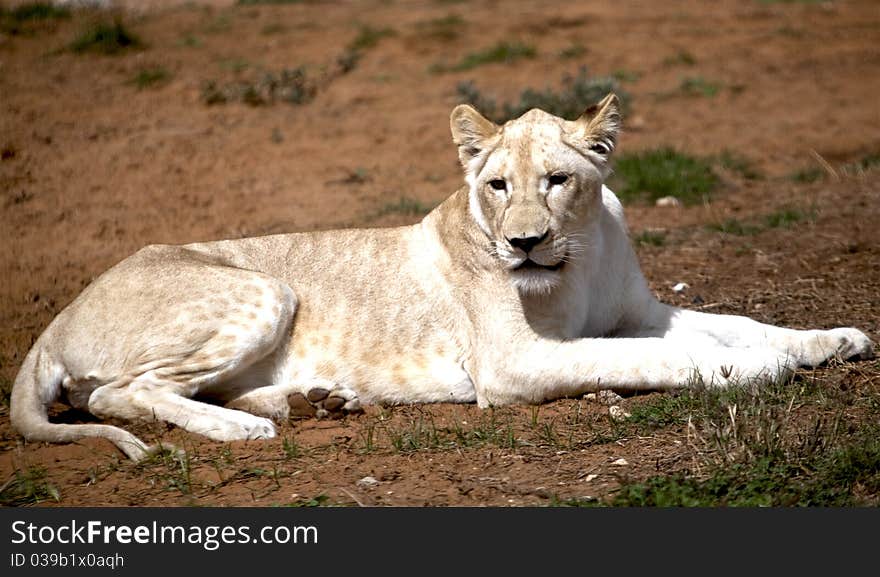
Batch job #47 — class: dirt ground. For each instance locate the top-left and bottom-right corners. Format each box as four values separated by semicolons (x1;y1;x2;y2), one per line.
1;0;878;506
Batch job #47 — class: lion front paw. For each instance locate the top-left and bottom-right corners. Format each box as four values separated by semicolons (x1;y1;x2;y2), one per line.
797;328;875;368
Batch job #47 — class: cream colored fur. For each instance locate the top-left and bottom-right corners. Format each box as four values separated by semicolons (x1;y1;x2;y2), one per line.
10;94;874;460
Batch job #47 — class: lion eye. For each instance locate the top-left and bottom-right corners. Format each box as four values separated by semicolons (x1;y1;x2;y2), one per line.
590;142;611;155
548;173;569;186
488;179;507;191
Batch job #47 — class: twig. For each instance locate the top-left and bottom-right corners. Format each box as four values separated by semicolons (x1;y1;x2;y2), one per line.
810;149;840;181
694;302;726;310
339;487;367;507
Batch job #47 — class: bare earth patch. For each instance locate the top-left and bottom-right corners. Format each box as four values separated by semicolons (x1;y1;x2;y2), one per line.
1;0;878;506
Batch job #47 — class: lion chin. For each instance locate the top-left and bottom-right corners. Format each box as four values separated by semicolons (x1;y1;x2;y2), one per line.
510;267;563;296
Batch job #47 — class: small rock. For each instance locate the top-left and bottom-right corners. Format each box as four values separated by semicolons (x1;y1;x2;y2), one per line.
583;393;597;401
584;474;599;482
672;282;689;293
597;390;624;405
611;458;629;466
356;476;379;488
609;405;631;421
655;196;681;208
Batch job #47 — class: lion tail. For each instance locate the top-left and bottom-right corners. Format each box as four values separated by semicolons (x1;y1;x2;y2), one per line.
10;336;150;461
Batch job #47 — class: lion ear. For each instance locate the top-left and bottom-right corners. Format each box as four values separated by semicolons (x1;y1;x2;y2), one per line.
450;104;499;167
574;93;621;155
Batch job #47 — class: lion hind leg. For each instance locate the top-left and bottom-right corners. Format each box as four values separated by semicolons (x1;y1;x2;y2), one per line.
89;379;277;443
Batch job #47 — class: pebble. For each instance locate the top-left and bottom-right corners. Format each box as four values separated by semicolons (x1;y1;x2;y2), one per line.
672;282;689;293
611;458;629;466
356;476;379;488
655;196;681;207
585;391;625;405
609;405;631;421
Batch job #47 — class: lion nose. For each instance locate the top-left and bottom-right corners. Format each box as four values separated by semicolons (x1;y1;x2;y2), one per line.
508;231;548;254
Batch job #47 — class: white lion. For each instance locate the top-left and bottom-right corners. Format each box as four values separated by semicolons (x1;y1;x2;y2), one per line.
11;94;874;460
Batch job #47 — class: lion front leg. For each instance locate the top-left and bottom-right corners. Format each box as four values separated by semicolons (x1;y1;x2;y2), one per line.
468;336;797;408
641;303;875;368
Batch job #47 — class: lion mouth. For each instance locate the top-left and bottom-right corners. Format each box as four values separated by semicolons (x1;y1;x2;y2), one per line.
514;258;565;272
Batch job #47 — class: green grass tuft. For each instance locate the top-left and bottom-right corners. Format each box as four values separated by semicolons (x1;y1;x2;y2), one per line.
373;197;435;218
6;2;69;21
137;446;195;495
856;152;880;171
787;152;879;183
707;207;815;236
356;409;519;454
69;20;141;55
663;50;696;67
788;167;824;183
282;436;301;459
457;67;629;124
0;467;61;506
130;67;171;89
454;411;518;450
203;15;231;35
438;41;536;73
349;24;395;52
633;230;667;247
611;69;642;83
717;150;762;180
0;2;69;35
610;147;719;205
626;391;703;429
604;375;880;507
387;413;443;452
706;218;760;236
415;14;465;41
612;436;880;507
333;24;395;74
559;43;586;60
680;76;721;97
201;67;315;106
179;34;202;48
762;207;814;229
843;152;880;176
